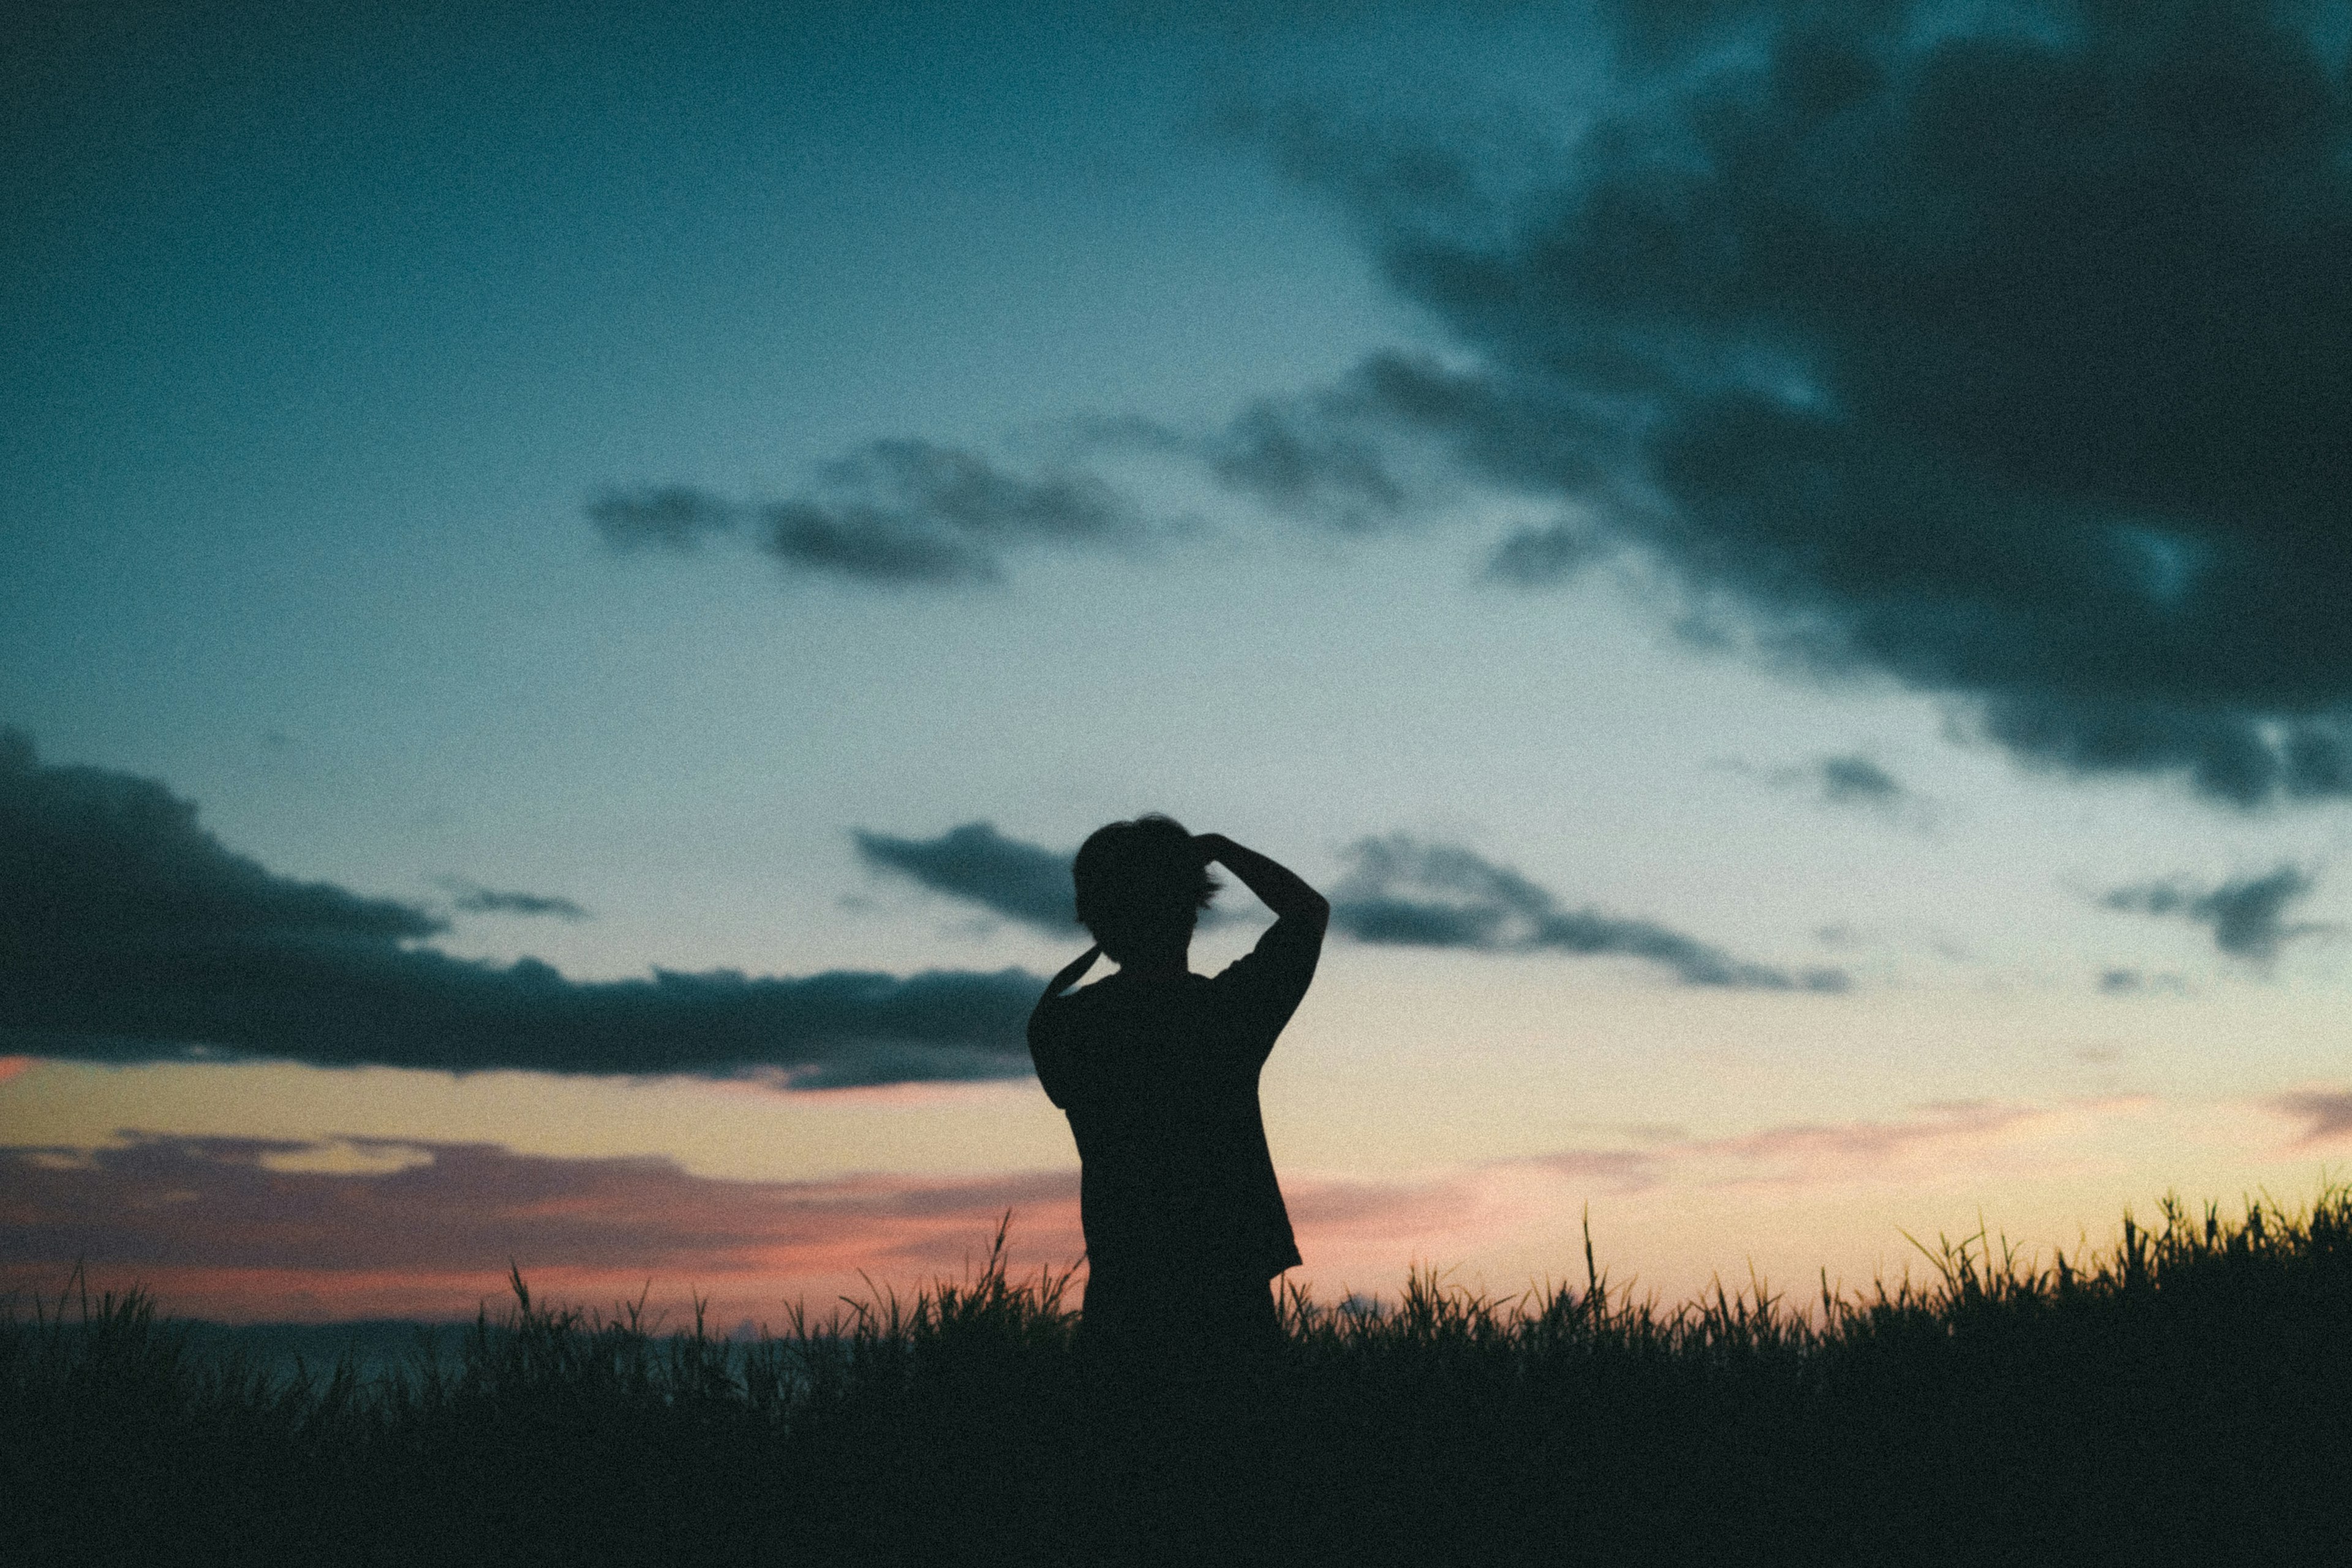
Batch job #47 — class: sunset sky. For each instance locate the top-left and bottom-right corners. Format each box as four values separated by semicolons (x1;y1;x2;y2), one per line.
9;0;2352;1326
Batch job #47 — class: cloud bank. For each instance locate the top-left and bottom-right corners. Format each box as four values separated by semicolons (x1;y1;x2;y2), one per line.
0;731;1039;1087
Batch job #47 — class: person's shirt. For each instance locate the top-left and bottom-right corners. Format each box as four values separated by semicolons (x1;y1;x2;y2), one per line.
1028;914;1323;1283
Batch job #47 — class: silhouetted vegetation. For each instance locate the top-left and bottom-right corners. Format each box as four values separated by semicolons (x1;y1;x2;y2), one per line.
9;1190;2352;1566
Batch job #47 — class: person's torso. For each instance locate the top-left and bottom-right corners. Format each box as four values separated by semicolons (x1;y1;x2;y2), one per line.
1057;973;1292;1275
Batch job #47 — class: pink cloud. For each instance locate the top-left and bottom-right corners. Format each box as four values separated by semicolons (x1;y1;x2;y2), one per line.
1689;1099;2043;1183
0;1135;1555;1323
1518;1148;1668;1190
1286;1167;1532;1264
0;1135;1086;1322
1515;1098;2144;1194
2271;1088;2352;1148
0;1095;2165;1322
0;1057;34;1085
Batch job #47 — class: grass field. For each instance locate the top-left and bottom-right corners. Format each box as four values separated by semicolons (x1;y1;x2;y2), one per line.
8;1186;2351;1566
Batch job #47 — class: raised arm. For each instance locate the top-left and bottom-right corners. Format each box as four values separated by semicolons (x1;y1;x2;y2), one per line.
1026;944;1100;1107
1194;834;1329;925
1028;944;1100;1044
1031;943;1099;1013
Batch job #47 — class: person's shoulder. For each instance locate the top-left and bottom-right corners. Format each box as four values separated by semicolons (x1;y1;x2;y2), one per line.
1072;970;1172;1012
1246;911;1328;956
1056;975;1119;1012
1212;915;1322;984
1259;912;1326;944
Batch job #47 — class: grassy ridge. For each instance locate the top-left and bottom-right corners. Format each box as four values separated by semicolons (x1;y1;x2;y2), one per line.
7;1187;2352;1566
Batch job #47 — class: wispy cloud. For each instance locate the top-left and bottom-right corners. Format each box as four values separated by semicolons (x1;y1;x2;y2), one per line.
2097;968;2187;997
853;823;1076;933
1331;835;1848;990
439;880;590;921
1482;519;1607;586
1730;753;1928;828
0;730;1039;1087
1815;756;1901;810
853;820;1839;989
1082;375;1428;534
587;486;740;551
2098;865;2326;964
1510;1100;2066;1193
1686;1101;2046;1188
592;440;1140;587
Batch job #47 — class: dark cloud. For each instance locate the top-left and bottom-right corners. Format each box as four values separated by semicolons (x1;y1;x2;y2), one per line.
1261;0;2352;803
0;731;1038;1087
2099;865;2323;963
594;441;1139;587
853;822;1242;935
0;728;443;948
440;881;590;921
588;5;2352;802
1331;834;1848;990
854;822;1077;933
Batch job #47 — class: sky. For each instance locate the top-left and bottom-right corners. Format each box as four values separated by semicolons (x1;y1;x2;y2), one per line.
8;0;2352;1325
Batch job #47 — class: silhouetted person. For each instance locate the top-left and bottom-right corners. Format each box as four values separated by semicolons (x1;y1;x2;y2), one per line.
1028;816;1327;1405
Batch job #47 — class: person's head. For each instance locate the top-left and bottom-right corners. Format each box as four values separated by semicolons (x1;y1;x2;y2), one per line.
1072;813;1218;966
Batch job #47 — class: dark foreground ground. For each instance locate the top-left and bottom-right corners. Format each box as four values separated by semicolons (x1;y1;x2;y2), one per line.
8;1189;2351;1567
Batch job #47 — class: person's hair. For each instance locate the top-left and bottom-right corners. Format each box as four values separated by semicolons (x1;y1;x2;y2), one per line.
1072;813;1219;965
